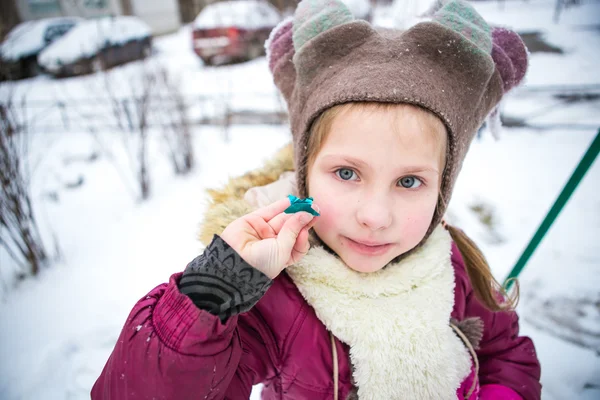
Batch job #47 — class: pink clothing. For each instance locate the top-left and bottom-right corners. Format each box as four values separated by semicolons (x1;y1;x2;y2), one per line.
92;243;540;399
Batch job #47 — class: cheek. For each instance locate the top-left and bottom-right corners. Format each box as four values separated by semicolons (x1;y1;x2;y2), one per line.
396;193;438;245
401;213;433;241
308;176;346;236
312;195;343;236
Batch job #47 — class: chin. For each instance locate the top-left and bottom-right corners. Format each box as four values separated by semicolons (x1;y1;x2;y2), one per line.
341;255;391;274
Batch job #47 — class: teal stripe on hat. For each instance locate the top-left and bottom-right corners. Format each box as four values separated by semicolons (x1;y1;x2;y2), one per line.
292;0;354;52
433;0;492;54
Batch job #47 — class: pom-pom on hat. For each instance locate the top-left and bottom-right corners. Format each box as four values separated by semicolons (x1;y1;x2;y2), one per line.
267;0;528;243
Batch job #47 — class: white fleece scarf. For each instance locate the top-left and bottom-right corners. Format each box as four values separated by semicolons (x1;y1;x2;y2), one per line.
286;226;472;400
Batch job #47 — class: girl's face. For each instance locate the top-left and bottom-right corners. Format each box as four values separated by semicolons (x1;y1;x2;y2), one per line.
307;105;446;273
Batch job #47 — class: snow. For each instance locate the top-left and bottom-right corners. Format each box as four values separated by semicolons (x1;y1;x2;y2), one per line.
0;17;82;61
193;0;281;30
388;0;431;29
38;16;151;70
340;0;372;20
0;1;599;399
472;0;600;87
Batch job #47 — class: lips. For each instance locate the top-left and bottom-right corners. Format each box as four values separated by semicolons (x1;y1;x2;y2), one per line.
344;237;393;256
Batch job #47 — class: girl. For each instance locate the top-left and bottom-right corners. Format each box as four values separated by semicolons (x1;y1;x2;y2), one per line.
92;1;541;399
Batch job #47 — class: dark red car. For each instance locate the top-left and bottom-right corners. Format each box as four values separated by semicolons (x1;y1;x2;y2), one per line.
192;0;281;66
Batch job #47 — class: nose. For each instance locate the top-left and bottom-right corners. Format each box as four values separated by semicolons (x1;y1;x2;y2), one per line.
355;192;393;231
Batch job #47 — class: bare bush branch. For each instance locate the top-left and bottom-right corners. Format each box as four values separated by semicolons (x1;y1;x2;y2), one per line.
155;64;195;175
0;85;48;277
93;61;156;201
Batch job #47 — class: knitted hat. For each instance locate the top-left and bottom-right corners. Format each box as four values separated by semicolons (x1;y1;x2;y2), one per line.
266;0;528;242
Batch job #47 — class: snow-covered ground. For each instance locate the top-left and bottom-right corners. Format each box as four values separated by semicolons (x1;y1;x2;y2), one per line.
0;1;599;399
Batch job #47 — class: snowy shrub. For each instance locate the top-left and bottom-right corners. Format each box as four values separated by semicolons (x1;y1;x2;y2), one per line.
155;65;194;175
0;86;49;281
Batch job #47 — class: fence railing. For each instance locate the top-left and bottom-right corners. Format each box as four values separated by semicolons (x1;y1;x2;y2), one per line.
4;91;289;134
504;127;600;289
3;83;599;135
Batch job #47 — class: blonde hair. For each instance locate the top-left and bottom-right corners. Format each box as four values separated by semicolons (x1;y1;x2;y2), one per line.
306;102;518;312
446;225;519;311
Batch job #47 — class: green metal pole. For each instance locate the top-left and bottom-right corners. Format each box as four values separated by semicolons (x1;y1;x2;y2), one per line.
504;128;600;290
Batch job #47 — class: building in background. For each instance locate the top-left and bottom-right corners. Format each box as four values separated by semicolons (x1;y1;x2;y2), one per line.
10;0;180;35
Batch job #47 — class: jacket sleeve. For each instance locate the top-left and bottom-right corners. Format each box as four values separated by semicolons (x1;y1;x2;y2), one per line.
92;237;276;399
179;235;273;322
450;243;542;400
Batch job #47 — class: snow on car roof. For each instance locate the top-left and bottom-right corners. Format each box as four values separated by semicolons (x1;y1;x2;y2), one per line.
38;16;151;68
0;17;82;61
194;0;281;30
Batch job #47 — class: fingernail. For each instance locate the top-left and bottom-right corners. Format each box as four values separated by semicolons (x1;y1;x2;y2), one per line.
299;213;313;224
311;203;320;215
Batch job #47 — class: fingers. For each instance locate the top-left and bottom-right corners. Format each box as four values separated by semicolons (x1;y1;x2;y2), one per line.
245;214;277;240
251;198;292;221
289;226;311;264
252;197;320;223
268;212;293;233
277;212;314;257
267;200;321;233
305;214;318;230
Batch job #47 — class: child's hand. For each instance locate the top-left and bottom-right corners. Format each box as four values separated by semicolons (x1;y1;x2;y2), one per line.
220;198;319;279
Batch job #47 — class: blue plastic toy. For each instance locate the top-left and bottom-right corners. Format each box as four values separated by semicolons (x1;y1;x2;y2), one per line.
284;195;320;216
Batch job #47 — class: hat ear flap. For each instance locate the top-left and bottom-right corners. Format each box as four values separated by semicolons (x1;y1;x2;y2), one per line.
266;17;296;105
491;27;528;92
292;0;355;52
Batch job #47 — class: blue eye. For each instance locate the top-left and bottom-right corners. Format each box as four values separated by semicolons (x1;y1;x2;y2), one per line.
336;168;358;181
398;176;422;188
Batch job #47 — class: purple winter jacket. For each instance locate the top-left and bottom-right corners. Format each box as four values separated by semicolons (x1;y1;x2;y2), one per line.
92;243;541;399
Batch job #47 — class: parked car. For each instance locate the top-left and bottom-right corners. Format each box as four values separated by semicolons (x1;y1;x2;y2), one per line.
38;16;152;78
0;17;82;80
192;0;281;66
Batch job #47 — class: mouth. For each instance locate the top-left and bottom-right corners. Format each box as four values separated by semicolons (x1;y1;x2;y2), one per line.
343;237;393;256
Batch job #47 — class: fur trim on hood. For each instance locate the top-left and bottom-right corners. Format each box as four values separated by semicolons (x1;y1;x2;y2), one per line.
198;143;294;246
